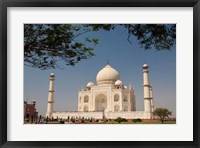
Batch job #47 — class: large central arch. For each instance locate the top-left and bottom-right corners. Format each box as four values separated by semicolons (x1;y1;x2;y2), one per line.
95;94;107;111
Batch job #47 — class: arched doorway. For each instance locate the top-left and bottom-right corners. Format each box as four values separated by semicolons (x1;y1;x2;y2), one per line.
84;95;89;103
114;94;119;102
95;94;107;111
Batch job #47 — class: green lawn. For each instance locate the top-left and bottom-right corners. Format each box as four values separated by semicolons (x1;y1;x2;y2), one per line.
98;120;176;124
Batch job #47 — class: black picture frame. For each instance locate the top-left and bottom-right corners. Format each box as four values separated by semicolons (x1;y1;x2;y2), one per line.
0;0;199;148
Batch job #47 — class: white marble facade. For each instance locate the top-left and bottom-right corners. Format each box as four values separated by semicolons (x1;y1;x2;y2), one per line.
78;64;136;112
46;63;154;119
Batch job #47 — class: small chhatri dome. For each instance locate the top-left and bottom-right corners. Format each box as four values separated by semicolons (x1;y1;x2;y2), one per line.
87;81;94;87
115;79;123;85
50;73;55;76
96;64;120;85
143;64;149;69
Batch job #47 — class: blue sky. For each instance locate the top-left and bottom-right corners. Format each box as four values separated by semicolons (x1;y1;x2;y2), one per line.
24;25;176;117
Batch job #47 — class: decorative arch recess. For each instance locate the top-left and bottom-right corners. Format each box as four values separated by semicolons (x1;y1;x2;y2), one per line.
123;95;128;102
95;94;107;112
124;105;128;111
114;94;120;102
84;95;89;103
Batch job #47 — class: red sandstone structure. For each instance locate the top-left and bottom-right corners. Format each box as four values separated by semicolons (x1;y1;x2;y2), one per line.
24;100;38;123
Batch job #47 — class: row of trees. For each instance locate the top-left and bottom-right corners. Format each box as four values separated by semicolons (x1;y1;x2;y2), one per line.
44;108;172;124
24;115;43;124
45;116;96;124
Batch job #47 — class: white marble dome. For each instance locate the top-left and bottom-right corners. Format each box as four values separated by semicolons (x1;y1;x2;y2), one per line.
87;81;94;87
115;79;122;85
96;64;120;85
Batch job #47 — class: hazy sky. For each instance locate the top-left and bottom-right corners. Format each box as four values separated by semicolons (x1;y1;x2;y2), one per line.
24;25;176;117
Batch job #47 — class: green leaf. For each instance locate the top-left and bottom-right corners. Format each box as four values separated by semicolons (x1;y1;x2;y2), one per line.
92;38;99;45
85;37;92;42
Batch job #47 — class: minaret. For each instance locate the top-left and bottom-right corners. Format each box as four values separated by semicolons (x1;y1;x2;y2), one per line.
143;64;152;112
150;85;154;112
46;73;55;118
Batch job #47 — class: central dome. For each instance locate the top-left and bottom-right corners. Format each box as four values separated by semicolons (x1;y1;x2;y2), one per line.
96;64;120;85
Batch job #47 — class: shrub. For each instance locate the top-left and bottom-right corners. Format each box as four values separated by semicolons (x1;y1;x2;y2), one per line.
71;118;75;123
136;118;142;122
132;118;142;123
59;120;65;124
115;117;127;123
53;118;58;121
67;116;70;122
81;118;85;123
122;118;128;122
132;119;137;123
46;116;49;122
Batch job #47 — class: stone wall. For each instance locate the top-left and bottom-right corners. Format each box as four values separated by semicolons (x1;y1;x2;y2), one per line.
52;111;152;119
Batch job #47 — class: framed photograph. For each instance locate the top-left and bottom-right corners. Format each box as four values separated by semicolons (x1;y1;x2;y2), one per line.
0;0;199;148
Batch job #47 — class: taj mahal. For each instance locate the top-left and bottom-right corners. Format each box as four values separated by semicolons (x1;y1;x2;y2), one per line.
46;63;154;119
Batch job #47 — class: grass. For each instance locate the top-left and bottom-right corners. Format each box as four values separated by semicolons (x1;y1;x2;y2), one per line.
132;121;176;124
26;120;176;124
98;120;176;124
